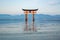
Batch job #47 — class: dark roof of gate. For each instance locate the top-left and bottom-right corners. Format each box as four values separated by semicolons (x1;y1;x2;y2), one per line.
22;9;38;11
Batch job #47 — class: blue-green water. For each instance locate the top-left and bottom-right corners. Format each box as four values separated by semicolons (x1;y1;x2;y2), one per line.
0;20;60;40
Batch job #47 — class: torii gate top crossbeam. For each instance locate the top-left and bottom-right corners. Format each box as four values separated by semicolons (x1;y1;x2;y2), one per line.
22;9;38;13
22;9;38;11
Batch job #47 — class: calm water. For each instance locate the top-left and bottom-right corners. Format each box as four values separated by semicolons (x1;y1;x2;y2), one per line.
0;20;60;40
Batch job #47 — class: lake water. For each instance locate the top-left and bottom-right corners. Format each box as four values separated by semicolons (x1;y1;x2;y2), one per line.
0;20;60;40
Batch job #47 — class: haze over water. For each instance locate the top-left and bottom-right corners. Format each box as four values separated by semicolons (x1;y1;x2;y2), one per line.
0;19;60;40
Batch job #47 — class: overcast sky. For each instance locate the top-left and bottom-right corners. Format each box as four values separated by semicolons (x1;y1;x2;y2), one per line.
0;0;60;15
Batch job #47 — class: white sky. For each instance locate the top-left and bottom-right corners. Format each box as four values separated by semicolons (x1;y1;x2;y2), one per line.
0;0;60;15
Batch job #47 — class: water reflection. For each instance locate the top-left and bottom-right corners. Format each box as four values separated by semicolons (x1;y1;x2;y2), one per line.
0;20;60;40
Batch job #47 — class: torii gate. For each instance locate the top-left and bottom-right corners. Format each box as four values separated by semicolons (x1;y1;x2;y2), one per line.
22;9;38;32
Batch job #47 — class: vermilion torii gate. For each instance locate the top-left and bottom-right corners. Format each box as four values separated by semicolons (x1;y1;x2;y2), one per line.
22;9;38;32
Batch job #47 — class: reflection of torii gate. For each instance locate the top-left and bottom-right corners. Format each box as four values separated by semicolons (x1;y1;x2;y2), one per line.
22;9;38;32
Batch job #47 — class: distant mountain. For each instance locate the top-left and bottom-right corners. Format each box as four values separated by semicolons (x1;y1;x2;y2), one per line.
34;14;60;20
0;14;23;19
0;14;60;21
